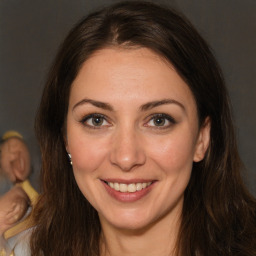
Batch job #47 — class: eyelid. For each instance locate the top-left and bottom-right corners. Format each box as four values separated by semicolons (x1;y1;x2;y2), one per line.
81;113;104;122
80;113;111;129
144;113;177;128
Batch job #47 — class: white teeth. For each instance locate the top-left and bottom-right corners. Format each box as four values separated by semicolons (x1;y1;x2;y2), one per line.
128;184;136;192
142;183;147;189
136;183;142;191
107;181;152;193
114;183;120;191
119;183;128;192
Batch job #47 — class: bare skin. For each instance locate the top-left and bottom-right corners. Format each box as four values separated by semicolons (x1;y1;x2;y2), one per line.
0;137;30;183
66;48;210;256
0;136;31;236
0;186;29;235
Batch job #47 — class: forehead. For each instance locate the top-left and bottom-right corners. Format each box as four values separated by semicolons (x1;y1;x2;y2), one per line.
0;138;22;150
70;47;196;113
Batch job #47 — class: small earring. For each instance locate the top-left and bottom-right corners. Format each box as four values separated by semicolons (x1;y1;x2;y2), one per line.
68;153;72;165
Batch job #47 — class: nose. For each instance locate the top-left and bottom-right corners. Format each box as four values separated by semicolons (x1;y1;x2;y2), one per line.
109;126;146;172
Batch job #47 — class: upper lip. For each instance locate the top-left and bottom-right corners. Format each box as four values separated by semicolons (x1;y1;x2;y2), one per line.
101;179;156;184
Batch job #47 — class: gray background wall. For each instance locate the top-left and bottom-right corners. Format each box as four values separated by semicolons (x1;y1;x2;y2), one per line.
0;0;255;194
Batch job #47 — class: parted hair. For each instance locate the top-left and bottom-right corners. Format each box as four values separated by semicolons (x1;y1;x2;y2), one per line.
32;1;256;255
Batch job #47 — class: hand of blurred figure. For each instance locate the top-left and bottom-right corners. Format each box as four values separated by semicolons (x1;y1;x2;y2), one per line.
0;186;29;235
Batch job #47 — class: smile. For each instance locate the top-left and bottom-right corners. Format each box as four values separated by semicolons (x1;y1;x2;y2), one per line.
102;180;156;202
106;182;152;193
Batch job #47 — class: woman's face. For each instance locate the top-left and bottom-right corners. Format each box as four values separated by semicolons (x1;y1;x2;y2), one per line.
66;48;210;231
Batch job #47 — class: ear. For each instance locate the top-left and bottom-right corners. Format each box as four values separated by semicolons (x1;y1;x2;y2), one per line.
62;126;70;153
193;117;211;162
64;136;70;153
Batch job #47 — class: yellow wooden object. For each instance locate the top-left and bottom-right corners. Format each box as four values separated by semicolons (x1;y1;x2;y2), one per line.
1;131;23;140
0;248;6;256
3;180;38;240
0;249;14;256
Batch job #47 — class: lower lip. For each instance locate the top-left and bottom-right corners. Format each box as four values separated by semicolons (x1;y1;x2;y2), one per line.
101;181;155;203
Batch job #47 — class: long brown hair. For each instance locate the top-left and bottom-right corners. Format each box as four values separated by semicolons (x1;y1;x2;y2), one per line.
32;1;256;255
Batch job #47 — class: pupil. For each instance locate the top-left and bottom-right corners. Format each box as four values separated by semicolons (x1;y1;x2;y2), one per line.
154;117;165;126
92;117;103;126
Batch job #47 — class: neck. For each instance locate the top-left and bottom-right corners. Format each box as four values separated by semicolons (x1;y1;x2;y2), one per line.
100;207;181;256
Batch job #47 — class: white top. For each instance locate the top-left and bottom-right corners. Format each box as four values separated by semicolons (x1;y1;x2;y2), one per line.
6;229;32;256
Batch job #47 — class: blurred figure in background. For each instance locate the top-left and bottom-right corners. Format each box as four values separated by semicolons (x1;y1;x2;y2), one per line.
0;131;38;255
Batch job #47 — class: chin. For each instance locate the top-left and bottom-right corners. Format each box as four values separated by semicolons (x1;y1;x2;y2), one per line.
99;208;158;232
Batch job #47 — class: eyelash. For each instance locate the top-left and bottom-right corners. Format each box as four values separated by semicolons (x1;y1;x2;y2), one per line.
144;113;176;129
80;113;176;129
80;113;111;129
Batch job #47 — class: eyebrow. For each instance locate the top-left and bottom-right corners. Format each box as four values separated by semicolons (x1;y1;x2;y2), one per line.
72;98;114;111
72;98;185;112
140;99;185;112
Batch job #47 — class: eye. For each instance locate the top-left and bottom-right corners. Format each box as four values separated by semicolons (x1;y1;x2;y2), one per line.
81;114;110;128
146;114;176;128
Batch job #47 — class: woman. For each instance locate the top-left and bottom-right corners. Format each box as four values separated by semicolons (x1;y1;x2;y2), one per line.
31;1;256;255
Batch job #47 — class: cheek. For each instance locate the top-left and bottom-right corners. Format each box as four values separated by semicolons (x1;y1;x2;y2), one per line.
146;131;196;174
68;135;109;174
